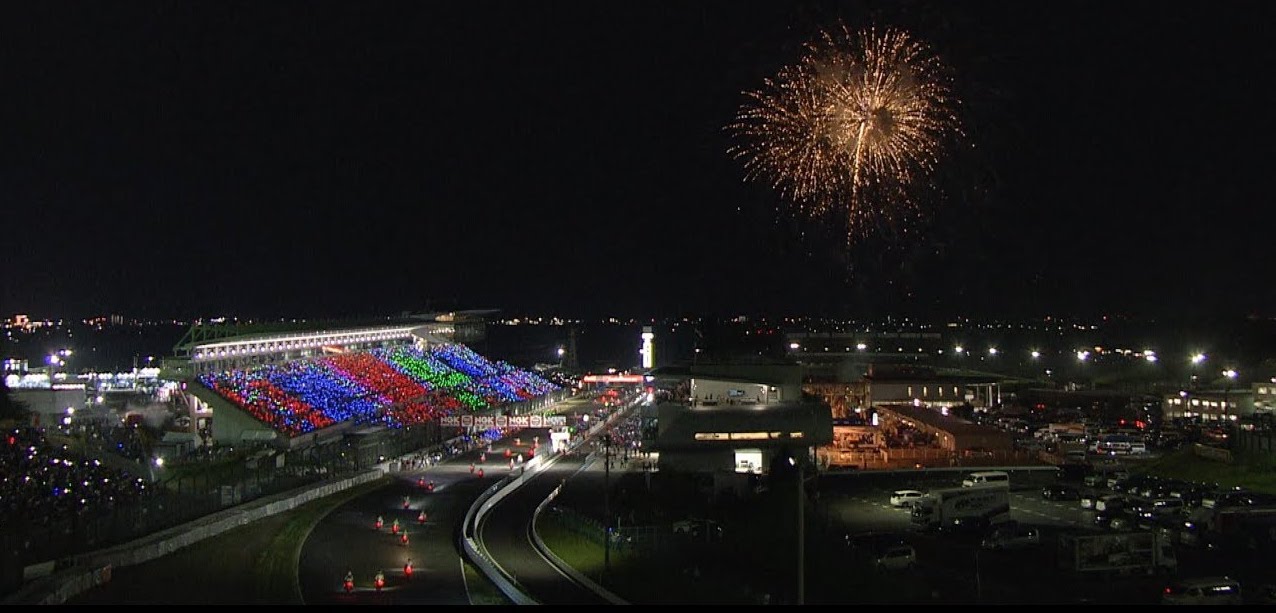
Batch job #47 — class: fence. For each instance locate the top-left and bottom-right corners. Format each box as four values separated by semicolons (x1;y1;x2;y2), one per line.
818;446;1042;470
1233;429;1276;456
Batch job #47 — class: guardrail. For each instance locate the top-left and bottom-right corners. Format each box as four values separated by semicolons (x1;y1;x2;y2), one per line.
459;471;538;605
458;395;643;605
529;484;628;604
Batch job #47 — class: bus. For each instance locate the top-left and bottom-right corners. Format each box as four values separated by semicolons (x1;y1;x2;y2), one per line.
962;471;1010;488
1093;435;1134;455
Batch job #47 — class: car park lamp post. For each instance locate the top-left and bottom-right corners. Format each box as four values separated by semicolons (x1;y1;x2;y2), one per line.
1190;353;1206;389
1223;370;1238;427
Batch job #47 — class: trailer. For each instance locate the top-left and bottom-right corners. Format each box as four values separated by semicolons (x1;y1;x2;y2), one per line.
1183;506;1276;549
1058;532;1176;575
910;485;1010;531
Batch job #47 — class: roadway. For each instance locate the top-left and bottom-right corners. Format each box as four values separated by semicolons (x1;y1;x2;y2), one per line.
476;453;610;605
297;392;613;605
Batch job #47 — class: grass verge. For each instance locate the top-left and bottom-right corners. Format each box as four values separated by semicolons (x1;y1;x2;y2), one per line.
1137;447;1276;494
253;477;389;603
461;557;512;605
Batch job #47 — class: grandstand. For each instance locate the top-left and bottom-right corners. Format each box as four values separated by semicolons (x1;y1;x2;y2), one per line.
192;343;558;446
169;311;496;376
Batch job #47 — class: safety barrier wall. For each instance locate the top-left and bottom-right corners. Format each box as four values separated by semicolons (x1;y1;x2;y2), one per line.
459;393;642;605
529;483;628;604
4;468;386;605
459;457;542;605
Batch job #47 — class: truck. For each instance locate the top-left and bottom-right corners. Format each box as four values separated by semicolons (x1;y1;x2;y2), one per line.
1046;422;1086;437
1058;532;1176;575
1183;506;1276;551
910;485;1010;531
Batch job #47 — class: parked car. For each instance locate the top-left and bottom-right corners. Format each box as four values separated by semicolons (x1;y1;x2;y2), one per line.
845;531;907;555
1135;498;1186;519
1096;495;1126;512
1106;472;1131;489
1205;490;1276;509
890;490;926;508
1202;487;1250;509
1043;485;1081;501
1080;492;1099;509
1113;476;1150;494
874;544;917;571
1095;510;1134;530
1161;577;1243;605
981;526;1041;550
1169;484;1210;508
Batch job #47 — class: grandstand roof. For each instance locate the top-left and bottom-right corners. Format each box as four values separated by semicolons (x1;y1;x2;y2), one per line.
173;311;498;356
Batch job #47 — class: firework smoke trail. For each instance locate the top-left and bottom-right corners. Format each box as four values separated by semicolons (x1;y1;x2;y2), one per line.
729;24;960;245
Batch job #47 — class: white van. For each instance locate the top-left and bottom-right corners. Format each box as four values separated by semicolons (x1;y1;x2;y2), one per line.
962;471;1010;488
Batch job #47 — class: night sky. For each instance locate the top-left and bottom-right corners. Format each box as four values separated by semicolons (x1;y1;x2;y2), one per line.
4;1;1274;321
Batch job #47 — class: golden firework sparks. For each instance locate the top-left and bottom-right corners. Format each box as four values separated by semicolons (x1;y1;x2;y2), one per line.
729;24;960;243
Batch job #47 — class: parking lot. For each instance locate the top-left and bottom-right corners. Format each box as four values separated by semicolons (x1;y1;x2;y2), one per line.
810;468;1276;604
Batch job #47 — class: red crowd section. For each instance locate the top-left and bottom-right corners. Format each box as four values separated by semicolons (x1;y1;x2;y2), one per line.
326;352;430;405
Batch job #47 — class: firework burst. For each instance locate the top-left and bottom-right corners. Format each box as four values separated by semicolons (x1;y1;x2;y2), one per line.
729;24;960;243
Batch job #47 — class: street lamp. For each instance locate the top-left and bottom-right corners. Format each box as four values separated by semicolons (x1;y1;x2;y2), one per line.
1222;370;1238;425
1030;350;1041;359
1189;353;1207;389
